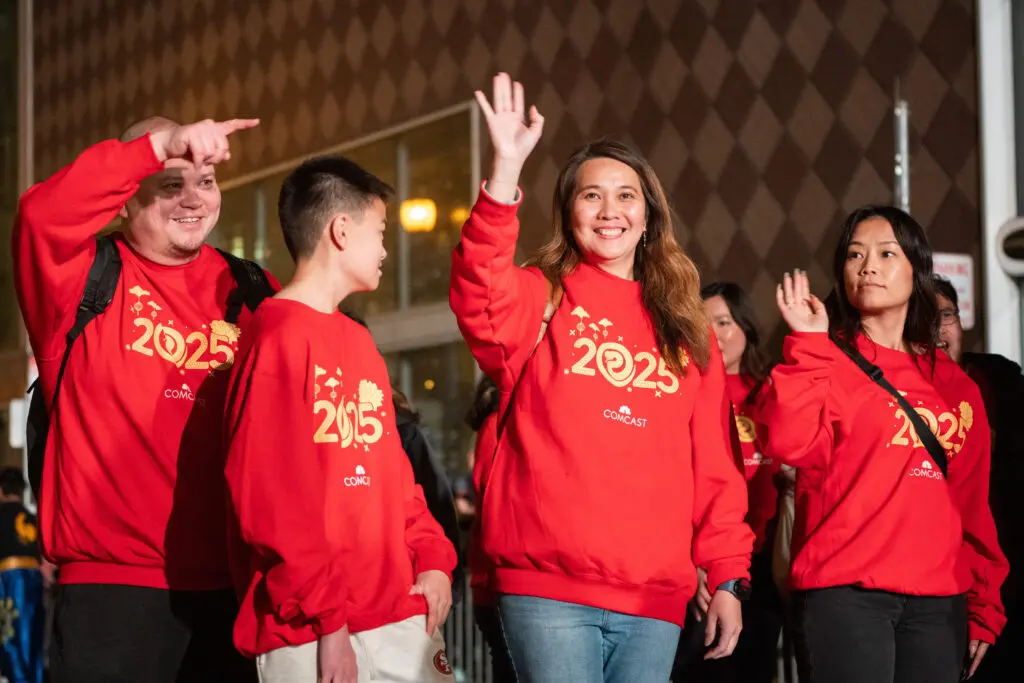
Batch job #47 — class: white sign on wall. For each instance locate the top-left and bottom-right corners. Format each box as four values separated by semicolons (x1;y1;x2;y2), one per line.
933;252;974;330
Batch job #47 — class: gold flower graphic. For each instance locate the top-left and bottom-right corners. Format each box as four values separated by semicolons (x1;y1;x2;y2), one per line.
210;319;241;343
359;380;384;410
959;401;974;431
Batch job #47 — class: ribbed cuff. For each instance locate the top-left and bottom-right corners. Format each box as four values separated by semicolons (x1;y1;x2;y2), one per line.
706;558;751;595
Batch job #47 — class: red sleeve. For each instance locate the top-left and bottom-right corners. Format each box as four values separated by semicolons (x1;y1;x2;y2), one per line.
692;337;754;591
402;470;458;578
13;136;163;359
449;185;550;391
760;333;839;469
949;397;1008;643
224;333;348;637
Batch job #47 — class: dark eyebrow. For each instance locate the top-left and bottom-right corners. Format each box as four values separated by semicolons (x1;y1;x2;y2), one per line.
578;184;641;193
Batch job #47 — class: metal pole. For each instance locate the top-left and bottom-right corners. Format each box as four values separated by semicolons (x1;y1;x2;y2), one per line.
397;140;411;311
17;0;34;510
893;91;911;213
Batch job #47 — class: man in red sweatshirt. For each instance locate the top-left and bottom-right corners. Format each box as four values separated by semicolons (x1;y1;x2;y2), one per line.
13;116;268;681
223;156;457;683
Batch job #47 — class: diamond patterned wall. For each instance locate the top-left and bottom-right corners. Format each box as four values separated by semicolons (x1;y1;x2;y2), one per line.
33;0;983;349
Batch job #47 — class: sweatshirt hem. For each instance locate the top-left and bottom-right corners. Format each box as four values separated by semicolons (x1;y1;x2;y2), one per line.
59;561;232;591
239;603;427;658
493;568;692;627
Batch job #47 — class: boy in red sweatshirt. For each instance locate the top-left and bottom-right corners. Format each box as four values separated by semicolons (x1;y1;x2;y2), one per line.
762;207;1008;683
224;156;457;683
13;117;267;681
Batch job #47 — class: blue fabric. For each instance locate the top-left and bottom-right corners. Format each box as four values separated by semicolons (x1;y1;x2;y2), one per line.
498;594;680;683
0;568;44;683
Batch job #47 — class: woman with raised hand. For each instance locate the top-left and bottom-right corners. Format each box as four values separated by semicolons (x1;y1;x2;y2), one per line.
449;72;752;683
760;206;1008;683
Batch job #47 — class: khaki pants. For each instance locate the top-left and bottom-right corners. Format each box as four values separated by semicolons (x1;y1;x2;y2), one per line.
256;616;454;683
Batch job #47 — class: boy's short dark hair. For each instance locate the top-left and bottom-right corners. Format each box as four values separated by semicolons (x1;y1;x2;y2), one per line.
0;467;26;498
278;156;394;260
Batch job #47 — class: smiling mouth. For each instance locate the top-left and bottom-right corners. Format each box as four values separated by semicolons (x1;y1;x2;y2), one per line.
173;217;203;224
595;227;626;238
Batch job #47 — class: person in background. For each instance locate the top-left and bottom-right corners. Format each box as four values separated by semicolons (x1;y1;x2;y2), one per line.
934;275;1024;683
392;389;465;603
677;282;783;683
450;73;751;683
761;206;1008;683
464;375;514;683
0;469;44;683
224;156;456;683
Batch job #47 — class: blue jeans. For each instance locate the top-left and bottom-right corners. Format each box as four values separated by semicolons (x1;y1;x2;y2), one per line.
498;595;681;683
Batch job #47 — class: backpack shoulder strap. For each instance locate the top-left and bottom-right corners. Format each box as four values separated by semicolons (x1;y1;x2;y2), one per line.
215;249;274;324
838;342;949;478
52;234;123;395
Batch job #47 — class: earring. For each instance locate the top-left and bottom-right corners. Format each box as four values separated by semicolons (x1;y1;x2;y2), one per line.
642;231;647;248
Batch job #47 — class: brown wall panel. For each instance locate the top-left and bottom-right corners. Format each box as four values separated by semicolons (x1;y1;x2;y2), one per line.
33;0;982;349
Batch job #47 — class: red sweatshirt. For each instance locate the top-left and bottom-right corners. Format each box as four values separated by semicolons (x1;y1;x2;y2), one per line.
224;299;457;657
760;332;1008;643
726;375;780;555
469;413;498;606
450;188;752;626
13;136;276;590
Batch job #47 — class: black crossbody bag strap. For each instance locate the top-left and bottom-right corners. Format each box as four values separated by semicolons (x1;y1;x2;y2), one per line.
838;343;948;478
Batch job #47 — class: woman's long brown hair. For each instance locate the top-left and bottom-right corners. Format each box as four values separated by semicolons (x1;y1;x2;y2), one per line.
526;139;710;373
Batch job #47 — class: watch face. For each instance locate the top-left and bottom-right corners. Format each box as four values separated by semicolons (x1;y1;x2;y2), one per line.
735;579;752;600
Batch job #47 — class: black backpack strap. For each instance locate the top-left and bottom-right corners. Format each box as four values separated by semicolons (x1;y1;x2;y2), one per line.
52;235;123;401
27;235;122;498
215;249;274;324
838;343;949;478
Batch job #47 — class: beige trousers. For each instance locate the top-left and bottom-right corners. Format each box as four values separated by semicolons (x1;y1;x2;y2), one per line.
256;615;455;683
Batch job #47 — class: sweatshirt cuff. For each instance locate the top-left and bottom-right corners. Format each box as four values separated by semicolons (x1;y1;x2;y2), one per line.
782;331;836;363
706;558;751;595
312;608;348;638
124;134;167;179
413;547;456;580
480;180;523;206
968;619;998;645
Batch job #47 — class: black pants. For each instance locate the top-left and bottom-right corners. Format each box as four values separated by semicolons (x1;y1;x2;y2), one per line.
50;584;256;683
802;586;967;683
473;602;516;683
672;551;784;683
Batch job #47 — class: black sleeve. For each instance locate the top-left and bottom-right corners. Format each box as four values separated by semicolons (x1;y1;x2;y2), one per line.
396;420;465;587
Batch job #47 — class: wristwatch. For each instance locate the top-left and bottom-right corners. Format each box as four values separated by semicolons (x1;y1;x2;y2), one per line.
716;578;751;601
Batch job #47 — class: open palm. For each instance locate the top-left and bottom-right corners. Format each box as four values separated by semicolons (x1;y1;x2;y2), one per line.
777;269;829;333
475;73;544;166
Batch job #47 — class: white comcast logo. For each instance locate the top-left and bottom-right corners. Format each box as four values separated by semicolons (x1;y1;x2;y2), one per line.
909;459;943;480
743;451;773;467
344;464;371;487
602;404;647;428
163;383;206;407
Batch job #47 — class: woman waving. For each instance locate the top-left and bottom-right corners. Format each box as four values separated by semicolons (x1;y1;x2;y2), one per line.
450;73;752;683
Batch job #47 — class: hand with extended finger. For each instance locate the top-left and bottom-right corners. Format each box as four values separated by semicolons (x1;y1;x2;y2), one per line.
474;73;543;202
149;118;260;168
777;269;828;334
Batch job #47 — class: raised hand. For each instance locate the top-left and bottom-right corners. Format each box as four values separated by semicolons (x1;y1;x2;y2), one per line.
149;118;260;168
474;73;543;202
777;269;829;334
